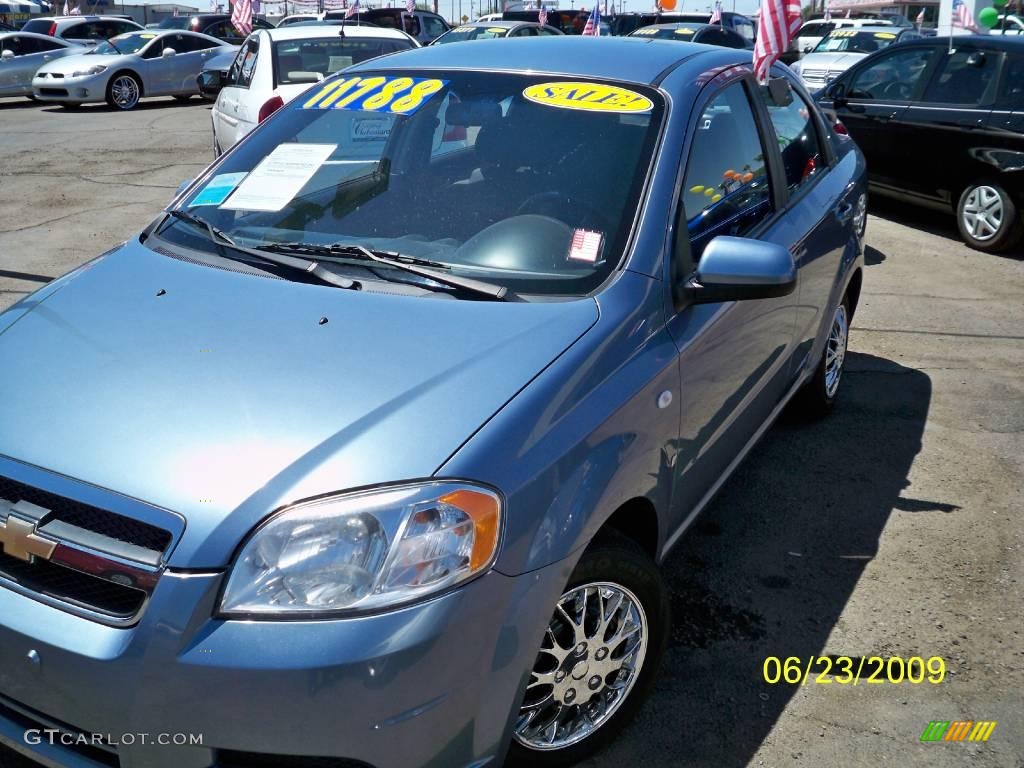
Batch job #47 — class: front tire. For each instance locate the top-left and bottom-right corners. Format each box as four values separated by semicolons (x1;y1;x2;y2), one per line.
792;295;850;418
506;531;669;767
956;182;1022;253
106;72;142;110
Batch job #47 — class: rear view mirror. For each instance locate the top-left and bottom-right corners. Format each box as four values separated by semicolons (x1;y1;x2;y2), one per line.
682;236;796;305
824;80;846;104
765;76;793;106
162;47;176;58
286;71;322;84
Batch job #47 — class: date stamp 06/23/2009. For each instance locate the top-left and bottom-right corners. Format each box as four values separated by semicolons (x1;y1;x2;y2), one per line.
762;655;947;685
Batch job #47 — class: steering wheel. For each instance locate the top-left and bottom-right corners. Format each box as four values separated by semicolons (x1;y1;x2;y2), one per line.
879;80;912;100
516;191;611;234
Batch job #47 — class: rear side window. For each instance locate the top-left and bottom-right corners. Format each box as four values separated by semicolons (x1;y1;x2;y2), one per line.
421;15;447;38
921;48;1002;107
681;82;772;260
20;20;50;34
998;53;1024;109
756;86;824;196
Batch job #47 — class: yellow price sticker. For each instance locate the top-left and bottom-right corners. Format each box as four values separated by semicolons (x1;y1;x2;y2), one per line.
875;32;896;38
302;75;448;115
674;27;696;34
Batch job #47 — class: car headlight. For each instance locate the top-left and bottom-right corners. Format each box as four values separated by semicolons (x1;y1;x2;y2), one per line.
220;481;502;617
72;65;106;77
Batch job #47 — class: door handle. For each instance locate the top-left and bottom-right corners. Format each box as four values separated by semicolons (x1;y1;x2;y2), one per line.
834;201;854;224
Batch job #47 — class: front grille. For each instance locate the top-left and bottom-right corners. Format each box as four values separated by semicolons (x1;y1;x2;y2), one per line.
38;88;68;97
0;474;171;622
0;695;118;768
0;550;145;619
217;751;375;768
0;475;171;553
801;69;829;83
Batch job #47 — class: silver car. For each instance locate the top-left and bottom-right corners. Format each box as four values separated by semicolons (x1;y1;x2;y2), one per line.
0;32;82;98
32;29;235;110
791;26;922;93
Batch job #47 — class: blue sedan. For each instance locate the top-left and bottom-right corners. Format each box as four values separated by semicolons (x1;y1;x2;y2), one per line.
0;37;865;768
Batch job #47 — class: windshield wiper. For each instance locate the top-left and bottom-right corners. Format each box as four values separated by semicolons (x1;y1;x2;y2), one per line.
163;210;359;291
260;242;509;300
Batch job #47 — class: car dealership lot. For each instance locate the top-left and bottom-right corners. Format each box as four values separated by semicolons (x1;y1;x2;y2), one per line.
1;97;1022;767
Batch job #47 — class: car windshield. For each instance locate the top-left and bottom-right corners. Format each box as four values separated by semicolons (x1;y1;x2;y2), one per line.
165;70;664;296
93;32;155;54
157;16;192;29
272;37;415;84
436;25;509;42
813;29;897;53
631;25;703;39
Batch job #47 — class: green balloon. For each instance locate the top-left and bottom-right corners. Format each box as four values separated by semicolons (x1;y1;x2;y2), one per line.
978;6;999;27
993;0;1007;7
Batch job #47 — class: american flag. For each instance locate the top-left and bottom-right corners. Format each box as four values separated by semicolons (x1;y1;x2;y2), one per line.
915;7;924;27
345;0;359;17
822;5;830;22
538;5;547;25
406;0;415;12
752;0;801;83
952;0;978;31
709;0;722;25
231;0;253;36
845;8;850;17
582;4;600;35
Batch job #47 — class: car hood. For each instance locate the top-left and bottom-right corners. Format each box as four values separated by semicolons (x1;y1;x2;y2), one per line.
35;51;130;74
798;51;866;71
0;240;599;567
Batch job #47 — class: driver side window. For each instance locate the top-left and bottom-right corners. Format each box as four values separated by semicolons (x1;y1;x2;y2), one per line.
848;47;935;101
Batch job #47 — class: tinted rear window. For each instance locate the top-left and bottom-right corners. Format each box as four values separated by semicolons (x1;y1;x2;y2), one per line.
21;19;51;34
273;37;415;84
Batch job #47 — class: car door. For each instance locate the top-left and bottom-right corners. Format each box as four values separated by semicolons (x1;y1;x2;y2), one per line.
753;69;854;376
989;50;1024;134
166;33;207;92
138;35;171;94
665;76;798;527
213;37;258;150
899;44;1005;207
823;44;939;190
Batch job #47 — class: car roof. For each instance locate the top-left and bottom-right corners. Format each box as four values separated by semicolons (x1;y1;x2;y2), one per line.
1;30;76;40
459;21;523;28
642;22;712;30
261;25;411;41
352;36;724;85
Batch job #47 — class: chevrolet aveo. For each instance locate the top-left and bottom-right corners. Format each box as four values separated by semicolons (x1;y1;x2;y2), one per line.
0;38;866;768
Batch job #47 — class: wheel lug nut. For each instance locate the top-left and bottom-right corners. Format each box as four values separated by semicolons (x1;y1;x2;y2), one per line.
589;675;602;689
595;648;607;660
565;688;576;702
555;671;565;682
575;642;587;654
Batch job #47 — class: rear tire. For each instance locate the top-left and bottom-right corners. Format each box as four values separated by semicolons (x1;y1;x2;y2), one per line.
956;182;1022;253
505;530;669;767
106;72;142;110
792;294;850;419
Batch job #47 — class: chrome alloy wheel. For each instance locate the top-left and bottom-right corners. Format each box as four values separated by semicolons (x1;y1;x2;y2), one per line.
110;75;140;109
825;303;848;399
961;185;1004;242
514;582;648;751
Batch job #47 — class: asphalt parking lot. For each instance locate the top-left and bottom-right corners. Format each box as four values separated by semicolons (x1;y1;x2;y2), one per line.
1;95;1022;768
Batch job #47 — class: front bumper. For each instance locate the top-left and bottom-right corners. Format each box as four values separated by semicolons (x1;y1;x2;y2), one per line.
0;557;573;768
32;74;107;104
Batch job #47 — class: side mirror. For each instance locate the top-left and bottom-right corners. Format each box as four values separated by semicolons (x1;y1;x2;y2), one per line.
682;236;796;305
197;69;223;96
824;80;847;104
174;179;192;198
0;49;14;61
162;46;176;57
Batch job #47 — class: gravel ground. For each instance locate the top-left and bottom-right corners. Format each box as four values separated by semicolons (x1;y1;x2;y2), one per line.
1;95;1022;768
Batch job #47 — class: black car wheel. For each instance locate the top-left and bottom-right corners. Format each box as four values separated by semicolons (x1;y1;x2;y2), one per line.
506;530;668;767
792;294;850;418
957;182;1022;253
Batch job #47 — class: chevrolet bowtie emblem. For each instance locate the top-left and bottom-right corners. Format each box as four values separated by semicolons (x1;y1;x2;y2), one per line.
0;514;56;563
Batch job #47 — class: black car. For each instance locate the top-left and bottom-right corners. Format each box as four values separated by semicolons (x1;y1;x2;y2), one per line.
323;8;449;44
628;22;752;49
610;10;755;41
501;9;586;34
157;13;274;45
819;35;1024;252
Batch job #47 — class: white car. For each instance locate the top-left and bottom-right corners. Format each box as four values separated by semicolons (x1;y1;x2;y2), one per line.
791;26;923;93
211;25;418;155
791;16;894;59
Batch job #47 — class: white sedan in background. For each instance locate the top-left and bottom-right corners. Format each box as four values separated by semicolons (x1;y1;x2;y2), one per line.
211;25;418;155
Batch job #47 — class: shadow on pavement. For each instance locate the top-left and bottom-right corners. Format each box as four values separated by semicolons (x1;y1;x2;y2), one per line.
581;351;934;767
39;98;205;114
